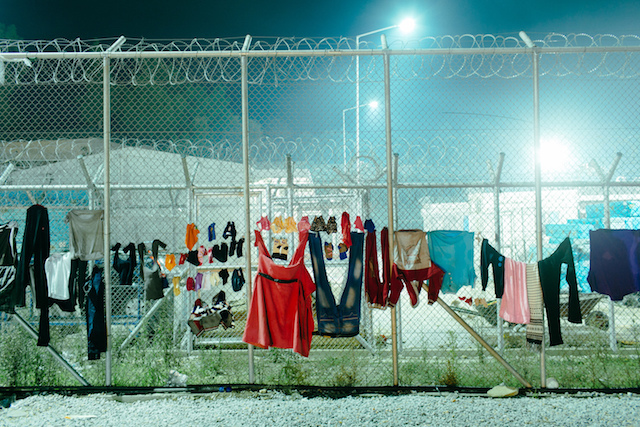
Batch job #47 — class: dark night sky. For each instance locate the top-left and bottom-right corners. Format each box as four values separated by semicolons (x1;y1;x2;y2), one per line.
0;0;639;41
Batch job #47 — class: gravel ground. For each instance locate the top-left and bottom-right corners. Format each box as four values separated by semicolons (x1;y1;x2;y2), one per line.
1;390;639;426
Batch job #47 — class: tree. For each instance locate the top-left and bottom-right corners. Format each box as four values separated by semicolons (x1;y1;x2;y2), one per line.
0;23;20;40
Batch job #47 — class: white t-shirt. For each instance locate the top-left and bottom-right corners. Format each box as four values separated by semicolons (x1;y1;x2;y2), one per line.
45;252;72;300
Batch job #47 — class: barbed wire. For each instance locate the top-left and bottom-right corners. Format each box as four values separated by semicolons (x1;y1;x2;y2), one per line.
2;33;640;85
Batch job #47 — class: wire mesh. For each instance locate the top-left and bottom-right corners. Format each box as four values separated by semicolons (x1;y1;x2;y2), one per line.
0;34;640;388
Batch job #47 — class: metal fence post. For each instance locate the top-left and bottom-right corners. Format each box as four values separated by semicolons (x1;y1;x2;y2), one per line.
381;34;399;386
241;34;255;384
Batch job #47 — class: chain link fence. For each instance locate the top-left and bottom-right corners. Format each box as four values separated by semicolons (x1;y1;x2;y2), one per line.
0;33;640;388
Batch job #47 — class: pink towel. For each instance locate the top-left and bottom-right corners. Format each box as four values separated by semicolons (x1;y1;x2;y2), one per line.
499;258;530;324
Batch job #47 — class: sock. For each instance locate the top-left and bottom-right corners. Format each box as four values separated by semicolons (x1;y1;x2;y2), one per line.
208;223;216;241
229;238;237;257
172;276;180;296
324;241;333;260
338;242;348;260
236;238;245;257
279;238;289;260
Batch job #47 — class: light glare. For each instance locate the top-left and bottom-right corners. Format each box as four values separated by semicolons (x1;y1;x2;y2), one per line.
368;100;379;109
399;18;416;33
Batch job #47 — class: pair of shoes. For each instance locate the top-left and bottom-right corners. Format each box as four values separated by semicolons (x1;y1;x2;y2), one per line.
272;238;289;260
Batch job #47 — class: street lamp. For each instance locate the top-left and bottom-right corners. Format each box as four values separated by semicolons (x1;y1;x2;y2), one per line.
343;101;379;170
355;18;415;181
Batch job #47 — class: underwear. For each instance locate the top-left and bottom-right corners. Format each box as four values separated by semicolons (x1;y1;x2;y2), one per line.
195;272;203;291
186;277;195;291
354;216;364;232
179;253;187;265
186;250;200;266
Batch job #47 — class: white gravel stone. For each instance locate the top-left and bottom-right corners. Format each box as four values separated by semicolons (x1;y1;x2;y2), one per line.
0;391;638;426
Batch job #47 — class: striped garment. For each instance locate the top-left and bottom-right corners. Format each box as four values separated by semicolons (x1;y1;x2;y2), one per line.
526;263;544;344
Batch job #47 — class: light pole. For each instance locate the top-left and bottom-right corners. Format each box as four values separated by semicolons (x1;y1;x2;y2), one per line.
343;101;379;170
355;18;415;182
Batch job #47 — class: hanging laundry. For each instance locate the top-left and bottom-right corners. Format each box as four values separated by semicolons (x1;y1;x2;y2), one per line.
256;216;271;231
354;216;364;232
341;212;352;247
219;268;229;285
297;216;311;232
66;209;104;261
185;223;199;251
112;242;136;286
137;243;146;280
232;268;245;292
310;215;326;232
86;265;106;360
388;229;444;307
480;239;505;297
364;220;390;308
587;229;640;301
165;254;176;271
45;252;72;300
144;263;164;300
427;230;476;293
243;230;315;357
172;276;181;296
309;231;364;337
284;217;297;234
271;216;285;234
500;258;530;324
526;263;544;344
0;221;19;313
17;204;50;346
538;237;582;346
326;216;338;234
208;223;216;241
222;221;237;240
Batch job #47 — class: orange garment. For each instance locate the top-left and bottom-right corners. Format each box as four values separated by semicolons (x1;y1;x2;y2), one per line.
165;254;176;271
185;223;199;250
284;217;297;233
271;216;285;234
243;230;315;357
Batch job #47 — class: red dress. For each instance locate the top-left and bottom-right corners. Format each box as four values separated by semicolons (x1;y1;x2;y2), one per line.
242;230;315;357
